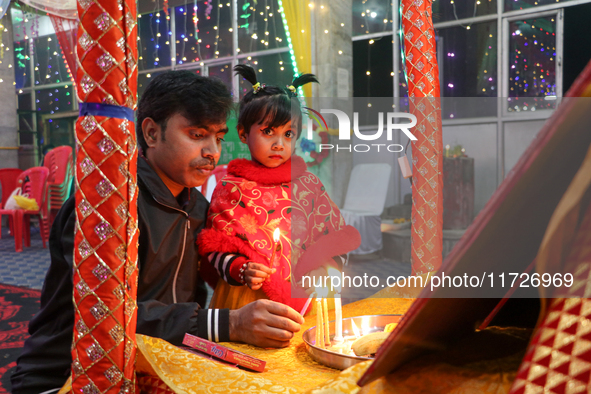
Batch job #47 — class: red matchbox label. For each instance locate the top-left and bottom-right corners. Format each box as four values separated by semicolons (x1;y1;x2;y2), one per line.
182;333;266;372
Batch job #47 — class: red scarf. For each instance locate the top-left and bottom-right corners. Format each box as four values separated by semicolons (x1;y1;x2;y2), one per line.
198;156;360;311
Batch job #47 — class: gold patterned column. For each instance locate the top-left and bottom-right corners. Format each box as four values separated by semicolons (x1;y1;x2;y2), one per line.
401;0;443;274
71;0;138;392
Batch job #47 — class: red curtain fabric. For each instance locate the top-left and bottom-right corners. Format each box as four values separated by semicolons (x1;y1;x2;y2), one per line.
72;0;138;392
49;15;77;78
400;0;444;275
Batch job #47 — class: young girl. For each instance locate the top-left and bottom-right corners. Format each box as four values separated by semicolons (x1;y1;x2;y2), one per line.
197;65;360;314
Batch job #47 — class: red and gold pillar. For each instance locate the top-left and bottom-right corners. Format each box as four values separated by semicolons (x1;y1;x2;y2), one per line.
401;0;444;275
71;0;138;392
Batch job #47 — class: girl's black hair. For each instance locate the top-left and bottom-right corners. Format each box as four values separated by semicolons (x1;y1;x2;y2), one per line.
234;64;318;139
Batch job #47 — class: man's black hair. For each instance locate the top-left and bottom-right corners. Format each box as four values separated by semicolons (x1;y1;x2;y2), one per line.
136;71;234;153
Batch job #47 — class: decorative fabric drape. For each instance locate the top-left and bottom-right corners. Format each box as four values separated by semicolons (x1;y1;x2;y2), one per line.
280;0;312;98
71;0;138;392
49;16;77;78
20;0;77;19
507;61;591;394
400;0;443;275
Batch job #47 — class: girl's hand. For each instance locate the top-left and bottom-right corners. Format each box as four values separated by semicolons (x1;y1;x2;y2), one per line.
242;262;276;290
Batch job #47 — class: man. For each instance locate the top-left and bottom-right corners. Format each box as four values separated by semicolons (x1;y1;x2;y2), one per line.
11;72;304;394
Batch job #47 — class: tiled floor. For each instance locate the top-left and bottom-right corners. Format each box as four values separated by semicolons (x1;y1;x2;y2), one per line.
0;224;411;304
0;225;51;290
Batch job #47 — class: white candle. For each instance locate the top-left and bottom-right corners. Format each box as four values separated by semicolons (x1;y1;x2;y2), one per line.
316;298;324;348
323;298;330;345
334;295;343;343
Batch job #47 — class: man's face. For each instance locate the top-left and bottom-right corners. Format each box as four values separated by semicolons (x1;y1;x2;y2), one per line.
143;113;228;196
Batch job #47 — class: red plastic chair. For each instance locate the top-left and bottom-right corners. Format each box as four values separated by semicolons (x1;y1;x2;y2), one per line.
44;146;73;227
0;167;50;252
201;165;228;199
0;168;24;238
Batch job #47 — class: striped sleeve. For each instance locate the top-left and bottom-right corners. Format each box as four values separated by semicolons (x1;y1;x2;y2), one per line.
207;252;244;286
196;309;230;342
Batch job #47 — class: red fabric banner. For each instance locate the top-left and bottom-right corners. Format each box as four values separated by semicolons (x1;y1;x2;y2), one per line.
400;0;444;274
72;0;138;392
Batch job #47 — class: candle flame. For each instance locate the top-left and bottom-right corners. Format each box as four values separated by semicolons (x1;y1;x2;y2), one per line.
273;228;280;242
361;316;371;335
327;267;341;292
351;319;361;338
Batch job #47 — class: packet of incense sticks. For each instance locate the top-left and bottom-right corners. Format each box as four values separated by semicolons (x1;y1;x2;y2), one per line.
182;333;266;372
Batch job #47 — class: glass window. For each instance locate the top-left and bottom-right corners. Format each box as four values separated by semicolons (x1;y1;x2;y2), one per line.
432;0;497;22
238;52;295;98
507;15;557;112
33;34;73;86
208;63;233;91
352;0;393;36
138;12;172;70
44;117;76;147
353;35;394;97
437;22;497;118
35;86;73;114
237;0;287;53
175;2;233;64
504;0;570;12
13;40;31;89
17;92;35;145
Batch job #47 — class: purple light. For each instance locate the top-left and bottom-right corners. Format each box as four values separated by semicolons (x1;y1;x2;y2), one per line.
488;77;493;81
515;76;519;80
541;48;544;51
448;83;454;88
524;43;528;46
525;83;528;87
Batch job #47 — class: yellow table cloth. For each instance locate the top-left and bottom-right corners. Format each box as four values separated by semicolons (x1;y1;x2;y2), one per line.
60;290;527;393
136;296;414;393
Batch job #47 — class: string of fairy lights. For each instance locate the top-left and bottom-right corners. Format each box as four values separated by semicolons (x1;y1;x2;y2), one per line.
0;0;564;119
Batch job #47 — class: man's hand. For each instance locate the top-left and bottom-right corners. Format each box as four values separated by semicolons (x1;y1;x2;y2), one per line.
229;299;304;348
244;263;276;291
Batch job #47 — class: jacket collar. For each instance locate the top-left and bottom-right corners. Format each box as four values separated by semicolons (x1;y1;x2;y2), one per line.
137;156;198;212
227;155;308;185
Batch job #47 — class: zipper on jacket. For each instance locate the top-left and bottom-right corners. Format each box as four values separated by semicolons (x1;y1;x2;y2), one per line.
172;218;190;303
149;195;190;304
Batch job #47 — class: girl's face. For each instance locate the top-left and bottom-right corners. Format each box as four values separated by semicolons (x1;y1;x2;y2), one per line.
238;121;297;168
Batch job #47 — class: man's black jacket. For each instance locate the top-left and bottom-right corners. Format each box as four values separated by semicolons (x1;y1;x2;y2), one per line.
11;157;230;394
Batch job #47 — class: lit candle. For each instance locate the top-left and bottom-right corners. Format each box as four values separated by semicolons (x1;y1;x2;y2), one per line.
323;297;330;345
334;295;343;343
269;228;281;267
316;298;324;348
